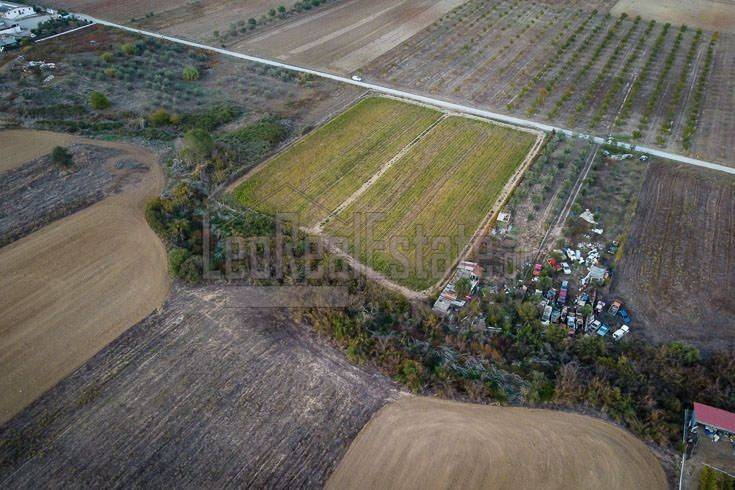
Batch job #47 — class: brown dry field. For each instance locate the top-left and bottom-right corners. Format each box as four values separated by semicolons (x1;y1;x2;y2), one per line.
43;0;281;28
0;130;169;424
328;396;668;490
611;0;735;33
232;0;467;74
42;0;191;23
0;130;75;174
612;161;735;352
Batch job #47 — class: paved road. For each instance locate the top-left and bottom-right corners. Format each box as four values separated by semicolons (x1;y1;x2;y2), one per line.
80;16;735;176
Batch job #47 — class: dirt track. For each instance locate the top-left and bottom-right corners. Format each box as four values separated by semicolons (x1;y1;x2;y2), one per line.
0;130;169;424
328;396;668;490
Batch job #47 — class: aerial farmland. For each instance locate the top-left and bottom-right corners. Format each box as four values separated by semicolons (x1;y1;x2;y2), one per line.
1;0;735;488
232;96;542;293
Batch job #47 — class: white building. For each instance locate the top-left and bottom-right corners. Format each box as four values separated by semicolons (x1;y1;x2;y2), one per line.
0;20;20;35
0;2;35;20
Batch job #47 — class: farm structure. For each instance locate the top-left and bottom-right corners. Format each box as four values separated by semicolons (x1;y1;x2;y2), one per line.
611;161;735;351
364;0;734;167
0;286;397;488
682;402;735;490
231;96;542;294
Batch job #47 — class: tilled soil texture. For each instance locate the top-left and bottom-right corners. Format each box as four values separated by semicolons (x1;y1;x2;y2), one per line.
0;144;148;246
611;0;735;33
232;0;467;74
0;130;168;424
364;0;733;167
327;396;668;490
0;286;397;488
612;161;735;351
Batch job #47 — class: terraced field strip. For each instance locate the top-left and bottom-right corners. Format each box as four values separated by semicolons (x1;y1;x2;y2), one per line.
232;97;441;227
324;116;537;291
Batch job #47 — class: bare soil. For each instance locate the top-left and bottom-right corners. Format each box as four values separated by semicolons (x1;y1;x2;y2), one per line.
0;130;169;424
0;130;74;173
0;285;397;488
0;143;148;246
612;161;735;351
328;396;668;490
611;0;735;33
232;0;467;74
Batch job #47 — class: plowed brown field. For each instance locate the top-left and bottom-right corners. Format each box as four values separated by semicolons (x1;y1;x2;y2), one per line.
328;396;668;490
0;130;168;423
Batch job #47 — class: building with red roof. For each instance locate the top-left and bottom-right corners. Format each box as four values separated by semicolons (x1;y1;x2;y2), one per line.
693;402;735;434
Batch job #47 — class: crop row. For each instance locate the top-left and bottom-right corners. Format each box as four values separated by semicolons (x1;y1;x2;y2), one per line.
638;25;688;135
617;23;671;130
542;14;625;119
509;9;599;110
682;34;718;150
589;18;656;129
570;15;642;126
658;29;703;142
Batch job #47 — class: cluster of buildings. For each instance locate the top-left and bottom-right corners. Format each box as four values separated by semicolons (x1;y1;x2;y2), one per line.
432;261;482;315
0;2;56;51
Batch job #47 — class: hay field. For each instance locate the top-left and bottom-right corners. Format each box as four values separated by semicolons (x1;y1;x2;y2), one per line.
325;116;536;291
232;97;441;226
233;0;467;73
327;396;668;490
0;130;168;424
611;0;735;33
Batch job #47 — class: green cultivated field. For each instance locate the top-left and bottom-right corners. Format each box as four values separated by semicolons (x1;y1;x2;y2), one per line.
233;97;441;226
232;97;536;291
325;116;535;290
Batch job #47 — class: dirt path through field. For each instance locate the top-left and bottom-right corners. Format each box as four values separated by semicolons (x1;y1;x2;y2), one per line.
327;396;668;490
0;130;169;424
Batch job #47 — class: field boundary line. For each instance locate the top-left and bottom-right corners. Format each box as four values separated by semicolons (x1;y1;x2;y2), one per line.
74;15;735;175
309;113;447;234
34;22;95;43
223;91;370;196
420;128;547;297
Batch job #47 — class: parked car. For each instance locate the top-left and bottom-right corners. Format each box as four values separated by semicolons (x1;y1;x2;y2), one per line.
597;324;611;336
613;325;630;341
533;263;542;276
562;262;572;275
619;308;632;324
609;299;623;315
541;305;552;325
550;308;561;323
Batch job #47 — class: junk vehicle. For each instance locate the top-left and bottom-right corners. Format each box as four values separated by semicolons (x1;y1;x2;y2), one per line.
597;323;611;337
609;299;623;316
613;325;630;341
558;281;569;304
541;305;552;325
